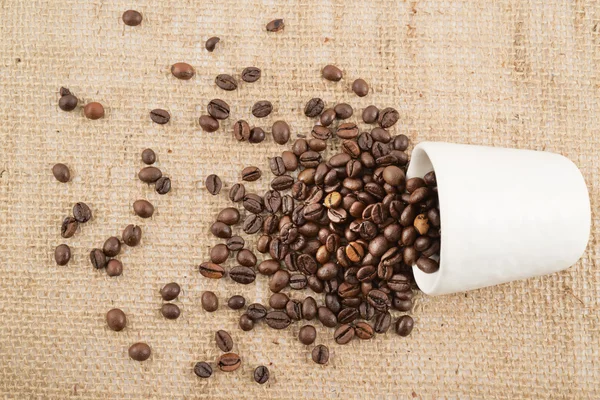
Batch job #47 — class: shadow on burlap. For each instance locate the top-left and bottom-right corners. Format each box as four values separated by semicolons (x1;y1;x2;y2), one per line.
0;0;598;398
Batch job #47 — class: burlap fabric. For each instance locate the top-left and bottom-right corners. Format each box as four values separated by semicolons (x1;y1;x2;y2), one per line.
0;0;598;398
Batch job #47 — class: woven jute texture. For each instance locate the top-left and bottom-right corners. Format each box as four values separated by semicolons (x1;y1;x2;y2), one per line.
0;0;599;398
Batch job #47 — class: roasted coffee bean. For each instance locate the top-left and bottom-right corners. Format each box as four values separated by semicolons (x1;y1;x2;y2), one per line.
265;311;291;329
199;115;219;132
200;291;219;312
292;139;309;156
312;344;329;364
254;366;269;384
414;214;429;235
305;98;325;117
247;303;268;321
388;274;411;292
215;74;237;91
269;157;286;176
52;163;71;182
378;107;400;128
227;236;245;251
133;199;154;218
401;226;418;246
334;324;355;344
266;18;284;32
90;249;107;269
54;244;71;265
355;322;374;340
406;177;426;194
414;236;431;252
252;100;273;118
382;165;405;186
323;192;341;209
320;108;336;127
337;122;358;139
121;224;142;246
359;302;376;321
427;207;441;227
270;238;290;260
396;315;414;336
374;311;392;333
346;159;362;178
194;362;212;378
334;103;353;119
243;214;263;234
371;128;391;143
299;296;316;320
367;289;390;312
317;307;337;327
360;152;376;169
234;120;251;141
338;281;360;298
161;303;181;319
322;65;342;81
357;265;377;283
237;249;257;267
308;275;325;293
207;99;230;120
346;241;365;263
229;183;246;202
289;274;308;290
256;236;272;255
325;293;341;314
138;166;162;183
291;181;308;200
293;254;315;275
199;262;225;279
262;191;281;214
241;66;261;82
218;353;241;372
239;314;254;331
272;121;291;144
270;175;294;192
311;125;332;141
155;285;181;306
205;36;220;52
83;102;105;120
362;105;379;124
338;308;359;324
227;295;246;310
58;92;78;111
243;193;263;214
211;221;232;239
329;153;351;168
229;266;256;284
392;297;412;312
400;204;419;227
269;269;290;292
350;78;369;97
171;62;195;80
106;308;127;331
155;177;171;195
217;208;240;226
423;171;437;186
343;267;359;285
340;141;360;159
129;343;151;362
403;246;419;266
285;299;303;320
299;325;317;345
359;220;378;240
299;151;321;168
281;151;298;171
269;293;289;309
249;127;266;143
301;169;318;185
150;109;170;124
328;208;348;224
316;262;338;281
409;186;431;204
416;256;439;273
72;202;92;223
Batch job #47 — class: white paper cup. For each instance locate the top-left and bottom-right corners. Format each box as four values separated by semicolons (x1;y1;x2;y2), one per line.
407;142;591;296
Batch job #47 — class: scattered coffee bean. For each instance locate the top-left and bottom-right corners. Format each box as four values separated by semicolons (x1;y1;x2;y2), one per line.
317;307;337;328
106;259;123;277
141;148;156;165
216;208;240;226
272;121;291;144
239;314;254;331
215;74;237;91
299;325;317;345
59;216;77;237
252;101;273;118
311;345;329;364
355;322;375;339
52;163;71;182
205;174;222;195
138;166;162;183
254;366;269;384
83;102;105;120
150;109;170;124
133;199;154;218
229;183;245;202
243;214;263;234
160;282;181;301
230;266;256;284
205;36;220;52
218;353;241;372
155;176;171;194
378;107;400;128
201;291;219;312
249;127;266;143
211;221;232;239
227;295;246;310
161;303;181;319
396;315;414;336
334;324;355;344
215;330;233;352
352;78;369;97
416;256;439;273
322;65;342;82
305;98;325;118
90;248;107;269
247;303;268;321
103;236;121;257
241;166;261;182
265;311;291;329
362;105;379;124
266;19;284;32
241;67;261;82
122;10;142;26
269;293;289;309
106;308;127;331
199;262;225;279
54;244;71;265
374;311;392;334
234;120;251;141
194;362;212;378
199;115;219;132
320;108;336;126
237;249;257;267
171;62;195;80
122;224;142;246
58;91;78;112
334;103;353;119
207;99;230;120
129;342;151;361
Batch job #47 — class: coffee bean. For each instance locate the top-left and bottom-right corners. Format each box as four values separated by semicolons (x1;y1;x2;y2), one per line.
241;166;261;181
205;174;222;195
269;269;290;292
252;101;273;118
403;246;419;265
272;121;291;144
338;308;359;324
237;249;257;267
322;65;342;81
374;311;392;333
54;244;71;265
396;315;414;337
141;149;156;165
362;105;379;123
254;366;269;384
311;125;332;141
122;9;142;26
327;208;348;224
304;203;325;221
285;299;303;320
317;307;337;327
299;151;321;168
359;302;376;321
416;256;439;273
352;78;369;97
382;165;405;186
106;308;127;331
161;303;181;319
234;120;251;141
289;273;308;290
308;275;325;293
138;166;162;183
282;151;298;171
160;282;181;301
269;293;289;309
229;183;245;202
201;291;219;312
153;177;172;194
308;139;327;152
281;195;294;215
295;253;316;275
305;98;325;117
413;214;430;235
334;103;353;119
90;249;107;269
103;260;122;276
334;324;355;344
215;74;237;91
52;163;71;182
378;107;400;128
215;330;233;352
337;122;358;139
241;66;261;82
271;175;294;190
302;296;317;320
207;99;230;120
312;344;329;364
230;266;256;284
243;194;264;214
299;325;317;345
266;18;284;32
227;295;246;310
320;108;336;126
239;314;254;331
133;199;154;218
346;241;365;263
199;115;219;132
199;262;225;279
217;207;240;225
83;102;104;120
205;36;220;52
355;322;374;339
194;362;212;378
292;139;309;155
367;289;390;312
392;297;413;312
243;214;263;234
58;94;78;111
265;311;291;329
171;62;195;80
341;141;361;159
129;342;151;361
400;204;419;227
291;181;308;200
249;127;266;143
409;187;431;205
72;202;91;223
150;109;170;124
227;236;245;251
269;157;286;176
211;221;232;239
218;353;241;372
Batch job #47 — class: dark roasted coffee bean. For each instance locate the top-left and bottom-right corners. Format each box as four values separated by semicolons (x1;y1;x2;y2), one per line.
341;140;361;159
129;342;151;362
320;108;336;127
106;308;127;331
300;297;317;320
58;93;78;111
138;166;162;183
205;36;220;51
269;293;289;309
337;122;358;139
161;303;181;319
252;100;273;118
346;159;362;178
328;208;348;224
253;366;269;384
355;321;374;340
230;266;256;284
171;62;195;80
268;264;289;290
194;362;212;378
338;308;359;324
317;262;338;281
297;325;317;345
239;314;254;331
266;18;284;32
132;199;154;218
401;226;418;246
403;246;419;266
155;177;171;195
406;177;426;193
242;215;263;234
265;311;291;329
272;120;291;144
352;78;369;97
317;307;337;327
90;248;107;269
292;139;309;156
237;249;257;268
229;183;245;202
249;127;266;143
211;221;232;239
367;235;388;257
217;207;240;225
247;303;268;321
362;105;379;124
360;152;376;168
378;107;400;128
242;66;261;82
149;108;170;124
329;153;351;168
343;267;359;285
256;235;272;254
279;223;298;245
234;120;251;141
218;353;241;372
200;291;220;312
285;299;303;320
338;281;360;298
367;289;390;312
72;202;92;223
160;282;181;301
392;297;412;311
357;265;377;282
334;103;353;119
392;134;409;151
83;102;105;120
423;170;437;186
311;125;332;141
414;236;431;252
334;324;355;344
291;181;308;200
54;244;71;265
122;224;142;246
382;165;404;186
272;175;294;190
215;74;237;91
199;115;219;132
400;204;419;227
294;253;315;275
227;295;246;310
227;236;244;251
52;163;71;182
371;127;391;143
280;151;297;172
427;207;441;227
371;142;390;159
205;174;222;195
210;244;229;264
289;273;307;290
269;157;286;176
300;151;321;168
243;193;263;214
303;203;325;222
396;315;414;336
324;294;341;314
322;65;342;81
416;256;439;273
374;311;392;333
207;99;230;120
299;168;317;185
305;98;325;117
263;190;282;214
409;186;431;204
312;344;329;364
388;274;411;292
308;275;325;293
199;262;225;279
359;302;376;321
